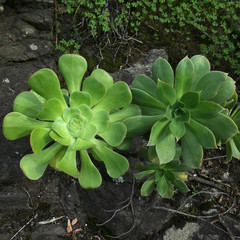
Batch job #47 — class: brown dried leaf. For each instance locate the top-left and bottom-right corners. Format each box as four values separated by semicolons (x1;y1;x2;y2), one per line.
72;217;78;226
67;219;72;233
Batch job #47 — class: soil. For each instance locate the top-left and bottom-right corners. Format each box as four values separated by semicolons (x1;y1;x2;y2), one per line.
0;1;240;240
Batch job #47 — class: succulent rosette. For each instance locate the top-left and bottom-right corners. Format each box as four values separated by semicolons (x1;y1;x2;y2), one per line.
135;146;190;198
124;55;238;169
3;54;140;188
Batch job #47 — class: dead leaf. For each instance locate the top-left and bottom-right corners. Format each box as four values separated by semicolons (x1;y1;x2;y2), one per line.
72;217;78;226
73;228;82;233
67;219;72;233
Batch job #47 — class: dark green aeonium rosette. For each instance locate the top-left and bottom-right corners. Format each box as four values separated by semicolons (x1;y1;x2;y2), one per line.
3;54;140;188
124;55;238;169
135;145;191;198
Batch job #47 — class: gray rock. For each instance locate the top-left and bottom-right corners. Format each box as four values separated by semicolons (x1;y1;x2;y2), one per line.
111;49;168;85
19;9;53;31
163;222;200;240
0;40;54;64
31;224;65;240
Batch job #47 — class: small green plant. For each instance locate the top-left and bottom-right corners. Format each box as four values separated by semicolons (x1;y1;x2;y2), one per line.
135;146;190;198
56;39;81;54
3;54;140;188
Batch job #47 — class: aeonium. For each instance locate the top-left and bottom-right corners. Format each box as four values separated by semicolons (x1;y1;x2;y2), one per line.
3;54;140;188
124;55;238;169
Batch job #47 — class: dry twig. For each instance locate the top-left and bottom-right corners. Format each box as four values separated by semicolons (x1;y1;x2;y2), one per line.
97;177;136;239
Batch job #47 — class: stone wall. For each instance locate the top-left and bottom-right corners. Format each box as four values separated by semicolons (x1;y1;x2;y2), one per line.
0;0;55;181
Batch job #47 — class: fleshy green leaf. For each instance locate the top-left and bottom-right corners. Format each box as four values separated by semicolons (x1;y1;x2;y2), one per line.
172;179;189;193
175;56;194;98
59;54;87;94
38;98;64;121
123;115;163;137
156;174;168;197
90;68;113;90
194;71;227;101
3;112;52;140
135;170;156;180
132;88;166;110
93;81;132;111
116;137;132;150
72;138;97;150
169;119;186;141
109;104;141;123
210;76;235;104
69;91;91;107
77;104;93;122
229;138;240;160
163;179;174;198
190;55;210;89
190;101;224;119
49;146;67;171
92;110;109;132
194;113;238;142
152;57;174;86
58;145;79;178
28;68;67;108
156;128;176;164
141;176;155;196
79;149;102;188
98;122;127;147
30;128;52;154
189;118;216;149
82;123;98;139
52;118;70;138
91;144;129;178
13;91;43;118
62;107;80;122
20;143;62;180
141;106;164;115
82;76;106;107
180;91;200;109
132;74;157;97
148;118;170;146
50;130;73;146
156;80;176;105
181;127;203;168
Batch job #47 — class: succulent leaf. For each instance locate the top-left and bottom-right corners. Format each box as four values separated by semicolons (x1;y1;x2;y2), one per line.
38;98;64;121
132;74;157;97
156;80;176;105
93;81;132;111
30;128;52;154
91;143;129;178
59;54;87;94
82;76;106;107
194;71;227;101
20;143;63;180
152;57;174;86
3;112;52;140
98;122;127;147
90;68;113;90
141;176;155;196
13;91;43;118
175;56;194;98
190;55;210;88
28;68;67;108
69;91;91;107
79;150;102;188
58;145;79;178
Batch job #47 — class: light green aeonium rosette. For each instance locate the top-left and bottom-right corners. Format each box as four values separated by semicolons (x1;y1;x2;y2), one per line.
3;54;140;188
